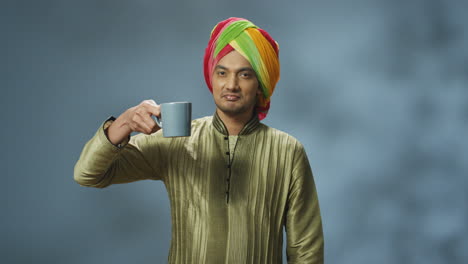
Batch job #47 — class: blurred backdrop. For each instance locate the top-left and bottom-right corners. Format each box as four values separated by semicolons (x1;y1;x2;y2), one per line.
3;0;468;263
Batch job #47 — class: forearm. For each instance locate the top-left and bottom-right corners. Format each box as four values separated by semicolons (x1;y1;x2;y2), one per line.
286;197;324;264
74;117;164;187
286;145;324;263
107;112;132;146
74;118;128;188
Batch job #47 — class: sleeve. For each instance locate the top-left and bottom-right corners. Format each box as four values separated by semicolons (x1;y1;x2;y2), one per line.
285;144;324;264
73;117;166;188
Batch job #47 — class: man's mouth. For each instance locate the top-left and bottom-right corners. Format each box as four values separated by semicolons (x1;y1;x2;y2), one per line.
223;94;240;101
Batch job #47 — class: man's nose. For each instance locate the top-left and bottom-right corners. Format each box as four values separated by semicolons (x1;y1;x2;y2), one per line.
225;75;239;91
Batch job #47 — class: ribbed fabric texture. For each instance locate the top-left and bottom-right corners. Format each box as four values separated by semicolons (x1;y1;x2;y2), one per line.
74;113;324;264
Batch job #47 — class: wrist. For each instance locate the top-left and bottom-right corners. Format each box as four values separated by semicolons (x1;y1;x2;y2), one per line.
107;115;132;145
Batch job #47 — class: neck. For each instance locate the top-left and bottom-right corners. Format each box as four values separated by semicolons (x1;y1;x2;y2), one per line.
216;109;254;135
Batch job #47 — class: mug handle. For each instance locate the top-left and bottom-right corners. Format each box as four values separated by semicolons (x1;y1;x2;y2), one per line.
152;115;163;128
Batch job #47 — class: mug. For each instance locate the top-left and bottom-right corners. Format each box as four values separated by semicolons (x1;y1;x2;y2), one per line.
154;102;192;137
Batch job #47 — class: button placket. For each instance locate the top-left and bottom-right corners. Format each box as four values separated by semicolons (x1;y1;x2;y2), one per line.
224;135;231;203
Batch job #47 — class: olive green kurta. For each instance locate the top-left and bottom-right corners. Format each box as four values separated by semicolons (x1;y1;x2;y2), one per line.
74;113;324;264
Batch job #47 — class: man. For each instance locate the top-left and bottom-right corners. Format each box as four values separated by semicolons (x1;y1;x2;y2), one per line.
74;17;324;263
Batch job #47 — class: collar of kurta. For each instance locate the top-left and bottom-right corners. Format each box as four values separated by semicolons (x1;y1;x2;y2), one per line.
212;111;261;136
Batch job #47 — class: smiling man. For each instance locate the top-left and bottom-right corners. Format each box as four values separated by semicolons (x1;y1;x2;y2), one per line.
211;50;261;134
74;17;324;263
213;53;259;115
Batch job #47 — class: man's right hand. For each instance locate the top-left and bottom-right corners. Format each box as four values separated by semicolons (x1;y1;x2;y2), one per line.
107;100;161;145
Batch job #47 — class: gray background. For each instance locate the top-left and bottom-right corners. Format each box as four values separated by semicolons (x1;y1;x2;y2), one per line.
3;0;468;263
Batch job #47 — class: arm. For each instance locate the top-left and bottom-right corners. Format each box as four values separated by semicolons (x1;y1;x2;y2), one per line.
285;145;324;264
73;117;165;188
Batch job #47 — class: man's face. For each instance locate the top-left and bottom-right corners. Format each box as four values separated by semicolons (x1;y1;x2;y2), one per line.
212;50;260;118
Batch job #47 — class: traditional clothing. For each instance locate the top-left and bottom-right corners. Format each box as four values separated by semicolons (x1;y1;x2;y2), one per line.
74;114;324;263
204;17;280;120
75;17;323;263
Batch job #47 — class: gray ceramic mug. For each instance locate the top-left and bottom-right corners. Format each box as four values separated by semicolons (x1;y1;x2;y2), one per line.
154;102;192;137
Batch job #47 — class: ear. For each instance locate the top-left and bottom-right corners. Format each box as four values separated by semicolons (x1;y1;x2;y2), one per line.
256;85;262;96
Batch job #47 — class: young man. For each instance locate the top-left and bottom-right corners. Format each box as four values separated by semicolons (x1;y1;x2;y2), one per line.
74;17;324;263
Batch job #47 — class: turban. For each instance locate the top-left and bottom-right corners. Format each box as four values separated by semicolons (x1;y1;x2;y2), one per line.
203;17;280;120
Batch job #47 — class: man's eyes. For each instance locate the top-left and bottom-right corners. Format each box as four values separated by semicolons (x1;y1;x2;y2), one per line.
215;70;253;78
240;72;253;78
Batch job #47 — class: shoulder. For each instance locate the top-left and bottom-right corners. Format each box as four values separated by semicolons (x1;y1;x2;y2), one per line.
127;116;213;151
190;116;213;132
191;116;212;126
258;123;305;152
259;123;303;145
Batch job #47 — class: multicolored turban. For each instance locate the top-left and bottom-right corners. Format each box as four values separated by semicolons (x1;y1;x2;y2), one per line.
203;17;280;120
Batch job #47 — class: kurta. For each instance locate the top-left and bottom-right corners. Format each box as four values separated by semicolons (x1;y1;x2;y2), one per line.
74;113;324;264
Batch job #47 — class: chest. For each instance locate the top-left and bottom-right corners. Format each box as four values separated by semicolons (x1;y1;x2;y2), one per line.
165;132;295;206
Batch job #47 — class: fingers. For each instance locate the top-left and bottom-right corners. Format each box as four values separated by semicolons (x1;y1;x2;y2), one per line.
133;110;158;135
142;100;161;118
127;100;162;135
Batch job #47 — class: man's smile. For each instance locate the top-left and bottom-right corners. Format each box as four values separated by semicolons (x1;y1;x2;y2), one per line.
222;94;241;101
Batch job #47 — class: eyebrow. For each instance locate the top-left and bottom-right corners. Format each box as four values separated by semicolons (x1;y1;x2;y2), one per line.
215;65;255;72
